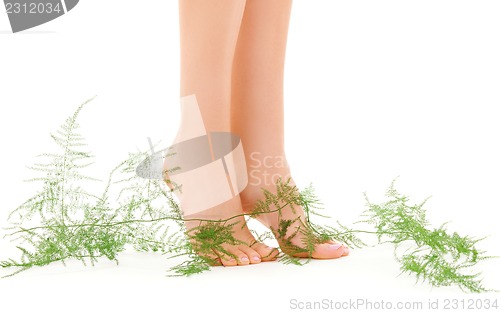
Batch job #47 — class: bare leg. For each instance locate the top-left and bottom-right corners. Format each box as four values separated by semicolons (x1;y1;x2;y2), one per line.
175;0;278;266
231;0;348;258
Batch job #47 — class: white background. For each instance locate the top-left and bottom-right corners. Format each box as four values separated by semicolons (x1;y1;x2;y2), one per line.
1;0;499;312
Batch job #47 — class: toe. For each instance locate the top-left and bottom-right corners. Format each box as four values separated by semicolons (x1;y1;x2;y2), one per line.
221;246;250;266
237;254;251;265
211;258;223;266
219;255;238;266
324;240;349;257
189;242;224;266
216;247;238;266
251;242;279;261
311;243;344;259
238;246;262;264
342;245;349;256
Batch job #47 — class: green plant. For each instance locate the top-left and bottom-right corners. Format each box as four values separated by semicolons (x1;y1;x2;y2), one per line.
360;178;493;292
0;98;494;293
0;97;181;276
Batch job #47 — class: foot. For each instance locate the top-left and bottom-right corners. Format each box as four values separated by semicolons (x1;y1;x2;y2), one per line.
162;94;278;266
181;195;279;266
240;166;349;259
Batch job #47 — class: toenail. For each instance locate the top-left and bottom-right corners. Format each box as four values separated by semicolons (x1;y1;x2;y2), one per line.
252;256;261;262
329;243;343;250
240;257;249;262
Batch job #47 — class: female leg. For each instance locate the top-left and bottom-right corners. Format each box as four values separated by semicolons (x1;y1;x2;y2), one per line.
231;0;348;259
175;0;278;266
